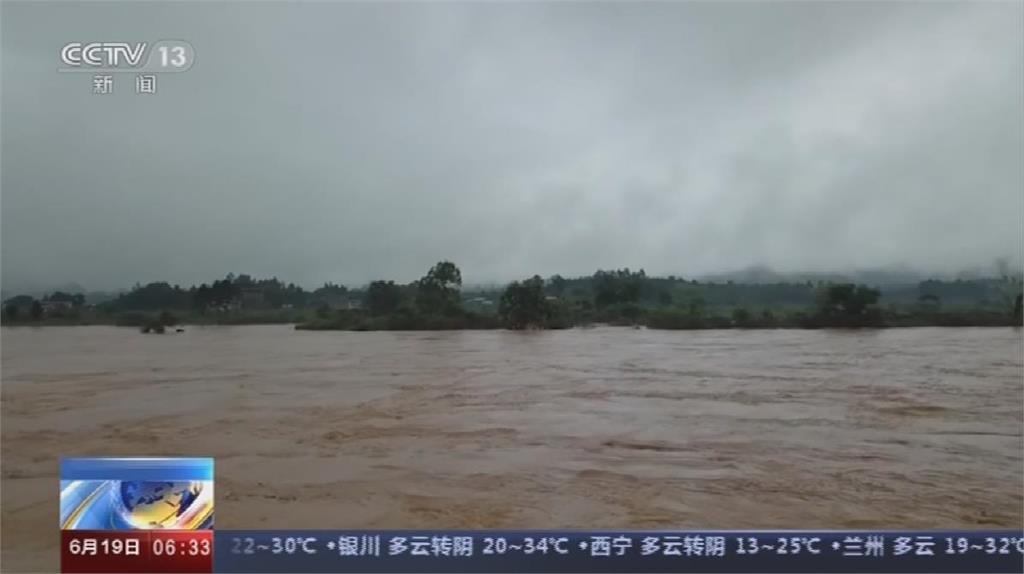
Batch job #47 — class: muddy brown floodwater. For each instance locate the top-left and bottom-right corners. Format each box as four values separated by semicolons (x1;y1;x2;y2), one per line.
2;325;1022;571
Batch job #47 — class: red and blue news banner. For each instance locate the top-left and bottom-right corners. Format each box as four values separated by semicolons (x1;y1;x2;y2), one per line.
58;457;1022;573
59;457;213;573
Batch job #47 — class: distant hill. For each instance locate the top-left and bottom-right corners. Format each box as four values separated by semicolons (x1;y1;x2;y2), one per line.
1;282;123;305
697;265;1021;286
2;282;77;301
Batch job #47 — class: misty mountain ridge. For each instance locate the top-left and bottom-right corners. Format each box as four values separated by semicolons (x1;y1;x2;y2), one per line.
695;264;1024;286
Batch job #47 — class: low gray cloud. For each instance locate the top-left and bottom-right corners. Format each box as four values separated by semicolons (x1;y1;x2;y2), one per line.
2;1;1021;292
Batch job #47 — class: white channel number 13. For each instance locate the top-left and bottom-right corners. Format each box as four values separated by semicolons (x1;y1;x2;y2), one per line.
158;45;188;68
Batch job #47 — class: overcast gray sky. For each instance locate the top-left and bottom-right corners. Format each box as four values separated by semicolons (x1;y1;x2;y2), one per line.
2;1;1021;292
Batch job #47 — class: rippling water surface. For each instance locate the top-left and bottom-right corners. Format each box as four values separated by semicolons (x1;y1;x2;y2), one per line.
2;325;1021;570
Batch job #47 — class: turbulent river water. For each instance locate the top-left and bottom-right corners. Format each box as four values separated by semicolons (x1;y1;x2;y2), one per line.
2;325;1021;570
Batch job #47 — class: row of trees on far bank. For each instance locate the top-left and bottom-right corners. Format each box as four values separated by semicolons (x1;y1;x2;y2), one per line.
2;291;85;321
3;260;1022;330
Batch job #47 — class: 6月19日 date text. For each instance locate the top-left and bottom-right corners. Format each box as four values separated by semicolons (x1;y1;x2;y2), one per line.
61;531;212;573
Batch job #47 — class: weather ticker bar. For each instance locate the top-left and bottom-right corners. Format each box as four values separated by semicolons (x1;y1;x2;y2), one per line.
57;458;1023;573
63;529;1022;573
214;530;1021;573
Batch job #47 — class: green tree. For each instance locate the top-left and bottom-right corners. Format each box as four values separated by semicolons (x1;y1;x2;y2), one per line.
312;282;348;299
30;300;43;320
4;294;34;308
818;283;881;318
499;275;552;329
366;280;402;316
3;304;19;321
687;297;706;317
593;268;645;308
732;307;752;326
657;290;673;307
115;282;191;311
548;274;567;297
259;278;288;308
917;293;941;312
416;261;462;315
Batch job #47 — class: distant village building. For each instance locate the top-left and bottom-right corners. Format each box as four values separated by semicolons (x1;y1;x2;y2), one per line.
207;300;241;313
41;300;74;313
465;296;495;308
240;287;266;309
313;293;354;310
